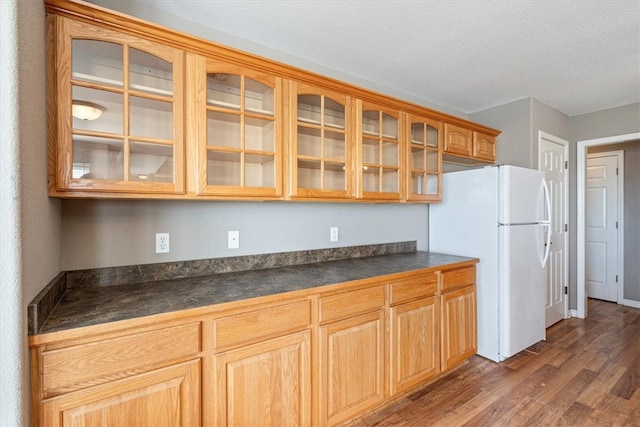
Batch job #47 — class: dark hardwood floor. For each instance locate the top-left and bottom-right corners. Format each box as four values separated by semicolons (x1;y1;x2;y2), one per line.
355;299;640;426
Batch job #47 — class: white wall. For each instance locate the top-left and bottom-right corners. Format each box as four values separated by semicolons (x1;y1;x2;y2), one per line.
1;1;61;426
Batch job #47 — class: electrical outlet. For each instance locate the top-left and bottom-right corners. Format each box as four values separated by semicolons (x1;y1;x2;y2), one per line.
156;233;170;253
228;230;240;249
330;227;339;242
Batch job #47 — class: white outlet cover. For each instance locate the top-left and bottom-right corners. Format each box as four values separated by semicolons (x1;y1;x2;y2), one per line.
156;233;170;253
228;230;239;249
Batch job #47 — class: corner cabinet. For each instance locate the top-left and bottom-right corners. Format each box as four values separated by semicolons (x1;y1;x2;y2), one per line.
48;15;186;196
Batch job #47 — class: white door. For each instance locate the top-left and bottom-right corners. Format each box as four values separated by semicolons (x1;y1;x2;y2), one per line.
538;134;568;327
586;153;620;302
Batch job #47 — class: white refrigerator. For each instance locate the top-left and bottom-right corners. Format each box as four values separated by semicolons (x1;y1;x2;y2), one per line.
429;165;551;362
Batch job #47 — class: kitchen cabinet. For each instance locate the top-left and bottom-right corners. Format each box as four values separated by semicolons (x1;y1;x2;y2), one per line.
444;123;497;164
357;101;403;201
32;322;202;426
289;82;353;200
212;300;312;426
318;285;386;425
388;274;440;395
191;55;284;198
46;0;499;201
406;114;442;202
47;15;186;196
440;266;477;371
30;252;476;426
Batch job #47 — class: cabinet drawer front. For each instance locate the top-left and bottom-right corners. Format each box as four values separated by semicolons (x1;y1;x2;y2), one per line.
390;274;438;306
214;300;311;350
42;322;201;396
319;285;385;324
441;267;476;292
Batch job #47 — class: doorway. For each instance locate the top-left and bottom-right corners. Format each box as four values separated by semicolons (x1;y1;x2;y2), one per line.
538;131;568;327
577;132;640;318
585;151;623;302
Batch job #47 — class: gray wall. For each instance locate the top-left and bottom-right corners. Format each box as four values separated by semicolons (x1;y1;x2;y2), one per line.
62;200;428;270
588;141;640;302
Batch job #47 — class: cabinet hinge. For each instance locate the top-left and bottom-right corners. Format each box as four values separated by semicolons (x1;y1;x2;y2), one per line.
564;286;568;295
565;160;568;169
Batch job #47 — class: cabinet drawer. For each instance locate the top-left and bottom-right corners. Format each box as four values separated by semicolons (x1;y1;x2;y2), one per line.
319;285;385;324
214;300;311;351
389;274;438;306
42;322;201;396
441;267;476;292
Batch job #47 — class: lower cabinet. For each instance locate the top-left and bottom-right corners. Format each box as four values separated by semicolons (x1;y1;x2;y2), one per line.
319;310;385;425
31;263;477;427
441;285;477;371
41;359;201;427
389;296;440;395
214;331;311;426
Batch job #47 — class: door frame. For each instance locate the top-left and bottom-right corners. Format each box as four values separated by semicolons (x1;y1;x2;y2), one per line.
538;131;569;322
577;132;639;318
586;150;624;305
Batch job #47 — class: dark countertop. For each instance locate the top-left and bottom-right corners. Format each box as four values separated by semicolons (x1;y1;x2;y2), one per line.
32;251;476;336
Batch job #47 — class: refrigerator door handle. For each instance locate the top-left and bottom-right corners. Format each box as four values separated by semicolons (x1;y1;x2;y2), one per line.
542;178;552;224
540;178;552;268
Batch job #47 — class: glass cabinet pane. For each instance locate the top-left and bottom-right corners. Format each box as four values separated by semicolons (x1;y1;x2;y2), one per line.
382;142;398;166
245;78;274;115
245;117;274;151
207;112;241;148
298;95;321;125
72;135;124;180
72;86;123;134
426;150;438;171
325;130;345;160
207;151;241;186
324;162;346;190
411;123;425;145
426;124;439;147
129;48;173;95
130;142;173;182
382;113;398;139
206;73;241;109
324;98;345;129
362;137;379;164
362;110;379;136
245;154;275;187
129;97;173;140
297;126;321;157
297;159;321;189
72;40;123;88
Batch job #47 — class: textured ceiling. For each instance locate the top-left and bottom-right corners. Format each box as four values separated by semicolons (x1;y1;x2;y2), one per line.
136;0;640;116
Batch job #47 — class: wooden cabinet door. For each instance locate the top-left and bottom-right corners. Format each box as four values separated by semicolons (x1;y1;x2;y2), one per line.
289;81;353;200
41;360;200;427
319;310;385;426
473;131;496;162
406;114;442;202
49;16;185;196
190;54;284;198
389;296;440;395
214;331;311;426
441;285;477;371
443;123;472;157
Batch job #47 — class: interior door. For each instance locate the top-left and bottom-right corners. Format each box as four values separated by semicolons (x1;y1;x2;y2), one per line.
586;153;620;302
539;135;568;327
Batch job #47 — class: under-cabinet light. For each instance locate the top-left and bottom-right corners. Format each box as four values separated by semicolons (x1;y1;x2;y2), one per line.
72;100;104;121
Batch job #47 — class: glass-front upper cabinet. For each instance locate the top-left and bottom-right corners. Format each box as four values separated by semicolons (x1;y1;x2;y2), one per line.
290;82;352;199
49;16;185;195
406;114;442;202
193;56;282;198
357;101;403;201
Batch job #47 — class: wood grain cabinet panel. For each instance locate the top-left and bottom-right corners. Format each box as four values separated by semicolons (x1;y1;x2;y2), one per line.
41;322;201;397
441;285;477;371
443;123;473;157
389;296;440;395
214;331;311;426
441;266;476;293
41;359;200;427
389;273;438;306
319;310;385;426
319;285;385;324
473;131;496;162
